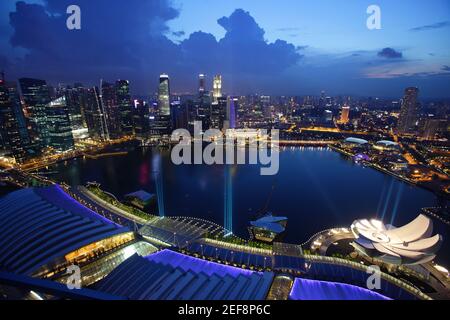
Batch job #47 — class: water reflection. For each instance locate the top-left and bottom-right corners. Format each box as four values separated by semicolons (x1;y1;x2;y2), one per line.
44;147;449;264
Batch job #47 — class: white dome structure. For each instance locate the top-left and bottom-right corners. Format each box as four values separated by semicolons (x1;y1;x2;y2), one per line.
351;215;442;265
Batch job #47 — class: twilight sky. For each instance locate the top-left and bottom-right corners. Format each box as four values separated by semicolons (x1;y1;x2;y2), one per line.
0;0;449;98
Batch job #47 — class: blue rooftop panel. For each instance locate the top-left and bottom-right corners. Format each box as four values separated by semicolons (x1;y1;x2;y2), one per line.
95;252;274;300
145;249;257;277
289;278;391;300
35;185;118;225
0;186;130;275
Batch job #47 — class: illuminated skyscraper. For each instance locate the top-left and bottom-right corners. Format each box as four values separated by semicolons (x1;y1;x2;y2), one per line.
195;74;211;130
0;78;30;162
172;101;190;131
340;105;350;124
46;96;74;152
212;75;222;103
398;87;419;134
101;81;121;139
224;97;237;130
158;74;171;116
210;97;226;130
116;80;133;135
152;74;172;135
323;110;333;123
84;87;108;140
19;78;51;147
198;74;206;94
63;84;88;140
319;90;326;108
132;99;150;138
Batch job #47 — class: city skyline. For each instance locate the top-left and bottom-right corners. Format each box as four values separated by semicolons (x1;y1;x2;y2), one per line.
0;0;449;304
0;1;449;98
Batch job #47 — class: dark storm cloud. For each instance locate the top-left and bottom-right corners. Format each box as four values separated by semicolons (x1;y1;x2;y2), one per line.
7;0;181;91
175;9;302;93
409;21;450;32
5;3;302;94
442;65;450;71
377;48;403;59
216;9;301;73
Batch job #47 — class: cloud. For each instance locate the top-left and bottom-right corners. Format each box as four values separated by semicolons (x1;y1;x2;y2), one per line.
214;9;301;74
377;47;403;59
3;3;447;98
174;9;302;93
5;4;302;94
7;0;181;91
364;61;450;79
409;21;450;32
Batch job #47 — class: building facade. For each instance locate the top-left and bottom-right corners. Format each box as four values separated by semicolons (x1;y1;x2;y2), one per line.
116;80;133;135
46;96;74;152
158;74;171;116
398;87;419;134
19;78;52;148
101;82;121;139
0;79;30;162
212;75;222;104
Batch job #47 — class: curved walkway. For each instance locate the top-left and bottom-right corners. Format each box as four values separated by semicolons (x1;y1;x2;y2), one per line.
72;186;154;226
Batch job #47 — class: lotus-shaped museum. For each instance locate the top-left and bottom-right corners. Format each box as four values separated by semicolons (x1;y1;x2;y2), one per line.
351;214;442;265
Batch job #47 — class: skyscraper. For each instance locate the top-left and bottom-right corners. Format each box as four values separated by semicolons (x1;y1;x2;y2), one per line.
212;75;222;104
19;78;51;147
84;87;108;140
158;74;171;116
100;81;121;139
116;80;133;135
196;74;211;130
323;110;333;123
198;74;206;94
398;87;419;134
211;97;227;130
0;78;29;163
6;81;30;146
319;90;326;108
132;99;150;138
172;102;190;131
46;96;74;152
64;84;89;141
340;105;350;124
224;97;237;130
151;74;172;136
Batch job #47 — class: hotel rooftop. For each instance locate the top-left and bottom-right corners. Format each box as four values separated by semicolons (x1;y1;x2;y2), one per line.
0;185;437;300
